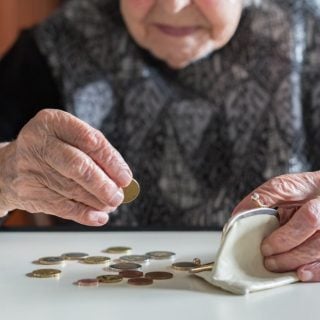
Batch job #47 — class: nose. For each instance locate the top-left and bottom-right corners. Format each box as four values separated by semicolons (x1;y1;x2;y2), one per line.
159;0;192;14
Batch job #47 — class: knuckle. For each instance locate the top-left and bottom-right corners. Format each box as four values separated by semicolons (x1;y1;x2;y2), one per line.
67;155;93;181
97;181;119;204
94;202;110;212
35;109;53;122
268;175;292;195
303;200;320;228
89;132;115;163
61;200;83;220
77;127;104;150
104;146;119;167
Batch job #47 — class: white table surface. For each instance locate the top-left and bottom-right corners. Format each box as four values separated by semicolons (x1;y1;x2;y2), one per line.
0;231;317;320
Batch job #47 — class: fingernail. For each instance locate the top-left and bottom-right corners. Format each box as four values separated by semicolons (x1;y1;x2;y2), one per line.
300;270;313;282
261;244;273;256
88;211;109;225
119;171;132;185
265;258;278;271
110;190;124;206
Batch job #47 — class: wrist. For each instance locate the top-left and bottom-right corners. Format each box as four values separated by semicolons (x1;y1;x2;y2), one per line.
0;141;17;216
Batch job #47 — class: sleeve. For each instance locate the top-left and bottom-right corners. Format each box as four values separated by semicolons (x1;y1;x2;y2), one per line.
0;29;63;142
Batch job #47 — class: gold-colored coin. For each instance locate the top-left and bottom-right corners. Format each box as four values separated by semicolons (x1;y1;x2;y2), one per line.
29;269;61;278
80;256;111;265
97;275;123;284
171;262;198;271
104;246;132;254
122;179;140;204
38;256;65;265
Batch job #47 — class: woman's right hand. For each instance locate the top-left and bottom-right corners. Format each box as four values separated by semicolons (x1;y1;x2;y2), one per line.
0;109;133;226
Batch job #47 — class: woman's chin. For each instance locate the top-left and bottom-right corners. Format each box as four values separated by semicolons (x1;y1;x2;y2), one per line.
149;46;215;70
166;59;191;70
154;52;195;69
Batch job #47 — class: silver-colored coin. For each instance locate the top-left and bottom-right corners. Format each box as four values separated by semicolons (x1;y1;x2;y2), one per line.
119;255;150;263
146;251;176;260
38;256;65;265
109;262;142;271
61;252;89;260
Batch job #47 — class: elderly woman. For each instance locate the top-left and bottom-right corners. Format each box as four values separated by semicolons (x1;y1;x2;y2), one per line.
1;0;320;281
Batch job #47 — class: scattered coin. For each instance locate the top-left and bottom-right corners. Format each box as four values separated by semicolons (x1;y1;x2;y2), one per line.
145;271;173;280
29;269;61;278
75;279;99;287
97;275;123;284
172;262;198;271
38;256;65;265
61;252;89;260
128;277;153;286
119;255;150;263
109;262;142;271
119;270;144;278
122;179;140;204
80;256;111;265
146;251;176;260
104;247;132;254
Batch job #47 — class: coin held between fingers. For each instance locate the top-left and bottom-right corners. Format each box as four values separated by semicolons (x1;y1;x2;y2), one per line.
122;179;140;204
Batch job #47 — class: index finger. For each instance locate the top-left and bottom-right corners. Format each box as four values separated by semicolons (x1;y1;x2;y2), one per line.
43;109;133;187
232;173;320;216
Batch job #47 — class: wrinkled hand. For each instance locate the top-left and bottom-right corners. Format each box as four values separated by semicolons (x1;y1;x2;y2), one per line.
232;172;320;282
0;109;132;226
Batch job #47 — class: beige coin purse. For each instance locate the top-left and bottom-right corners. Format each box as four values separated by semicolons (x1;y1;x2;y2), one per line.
196;208;299;295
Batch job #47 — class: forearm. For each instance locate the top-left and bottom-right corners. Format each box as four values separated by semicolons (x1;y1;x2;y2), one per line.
0;141;16;217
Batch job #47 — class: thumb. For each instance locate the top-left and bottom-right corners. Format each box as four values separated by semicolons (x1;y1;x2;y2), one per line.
232;172;320;216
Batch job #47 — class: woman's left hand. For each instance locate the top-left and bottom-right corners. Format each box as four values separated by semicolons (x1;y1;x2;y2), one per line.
232;171;320;282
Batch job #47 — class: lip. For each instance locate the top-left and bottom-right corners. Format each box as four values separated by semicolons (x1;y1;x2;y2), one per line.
153;23;201;37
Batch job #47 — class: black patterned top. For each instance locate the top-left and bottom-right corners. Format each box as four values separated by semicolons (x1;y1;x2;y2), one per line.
4;0;320;229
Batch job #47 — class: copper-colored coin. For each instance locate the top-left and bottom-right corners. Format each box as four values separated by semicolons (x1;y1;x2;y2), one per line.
145;271;173;280
127;277;153;286
75;279;99;287
119;270;144;278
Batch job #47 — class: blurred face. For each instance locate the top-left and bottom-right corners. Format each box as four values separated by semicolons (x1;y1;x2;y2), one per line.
120;0;243;69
